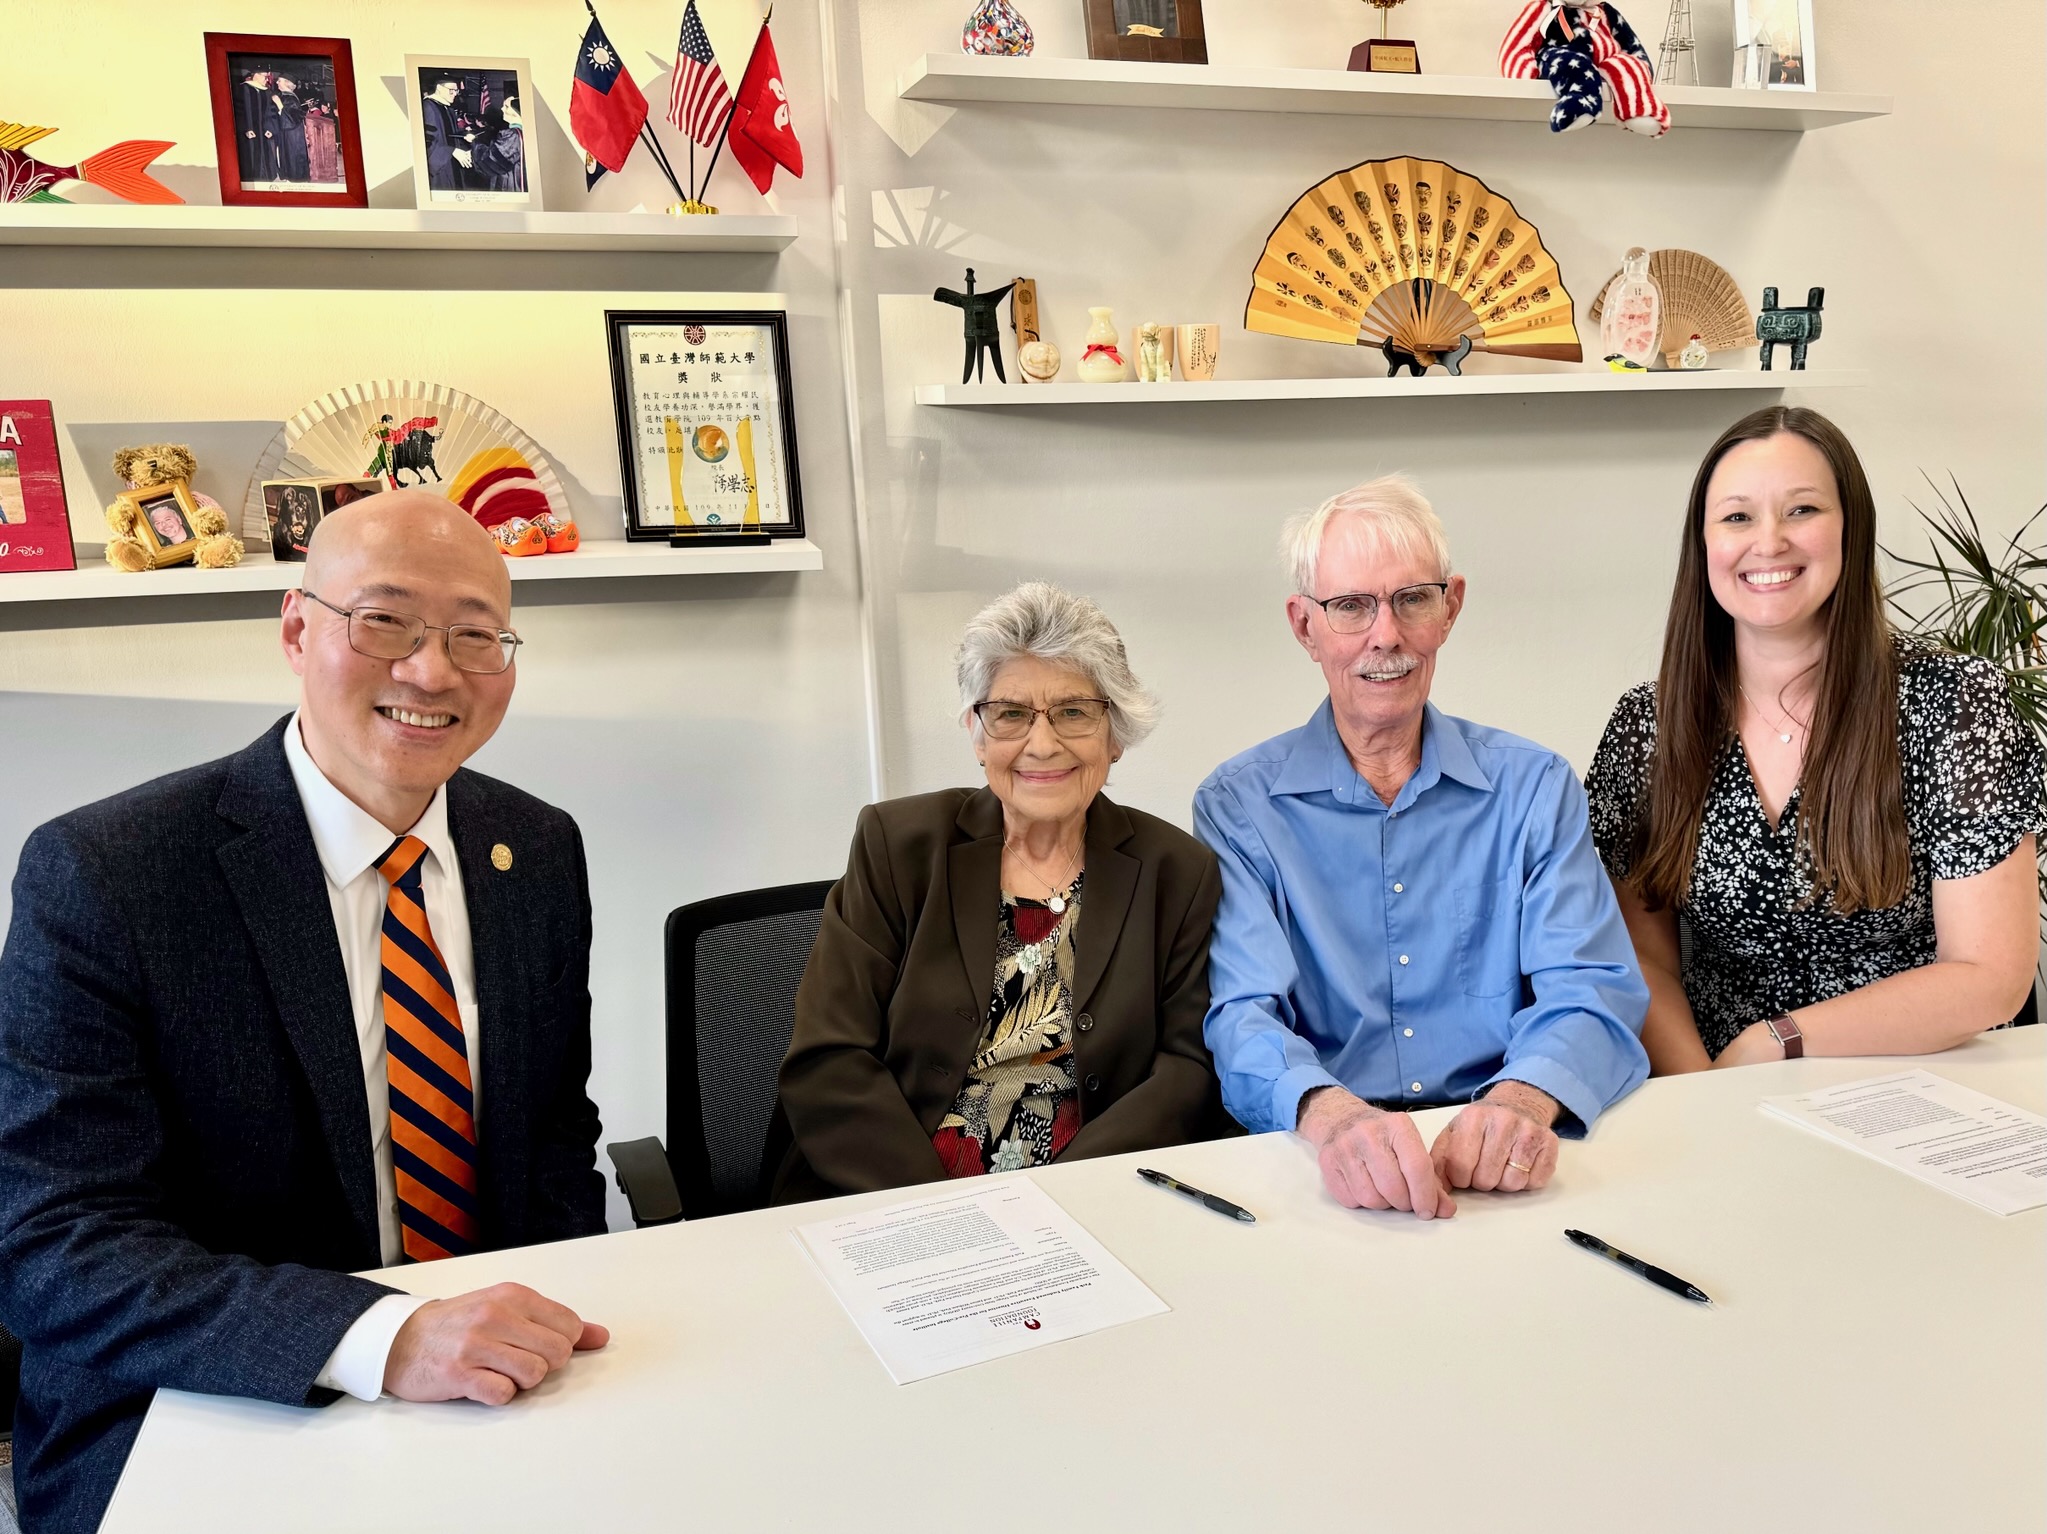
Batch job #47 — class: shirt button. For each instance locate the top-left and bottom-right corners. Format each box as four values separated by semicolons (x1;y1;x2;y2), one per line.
1410;1081;1423;1093
1076;1013;1094;1033
1403;1028;1414;1038
1393;882;1404;893
1085;1073;1101;1092
1398;954;1410;965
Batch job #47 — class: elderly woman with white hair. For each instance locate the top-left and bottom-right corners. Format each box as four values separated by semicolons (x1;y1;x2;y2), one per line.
1195;476;1649;1221
774;582;1225;1200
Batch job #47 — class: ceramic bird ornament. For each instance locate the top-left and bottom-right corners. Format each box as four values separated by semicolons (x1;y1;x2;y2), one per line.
0;121;183;204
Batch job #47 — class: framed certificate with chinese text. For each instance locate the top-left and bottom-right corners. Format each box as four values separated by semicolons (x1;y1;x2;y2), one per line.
604;310;807;543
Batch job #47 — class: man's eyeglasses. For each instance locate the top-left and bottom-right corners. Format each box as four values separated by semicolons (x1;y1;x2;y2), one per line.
1302;582;1451;635
300;589;522;675
971;698;1112;740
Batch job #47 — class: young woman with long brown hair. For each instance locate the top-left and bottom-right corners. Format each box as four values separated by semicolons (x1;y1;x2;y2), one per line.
1585;406;2042;1072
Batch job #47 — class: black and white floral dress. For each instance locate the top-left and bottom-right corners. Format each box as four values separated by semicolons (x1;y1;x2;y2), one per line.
1585;636;2045;1057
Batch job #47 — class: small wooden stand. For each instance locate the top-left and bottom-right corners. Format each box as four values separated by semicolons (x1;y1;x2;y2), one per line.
1348;38;1420;73
669;532;772;548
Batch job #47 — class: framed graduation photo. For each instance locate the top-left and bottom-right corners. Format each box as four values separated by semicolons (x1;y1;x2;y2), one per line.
403;54;543;210
204;32;368;207
604;310;807;544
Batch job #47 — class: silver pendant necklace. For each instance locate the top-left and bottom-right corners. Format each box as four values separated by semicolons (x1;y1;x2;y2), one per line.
1008;836;1081;914
1738;683;1805;746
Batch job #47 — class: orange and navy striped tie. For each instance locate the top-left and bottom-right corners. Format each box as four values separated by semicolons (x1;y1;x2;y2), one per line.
375;835;480;1261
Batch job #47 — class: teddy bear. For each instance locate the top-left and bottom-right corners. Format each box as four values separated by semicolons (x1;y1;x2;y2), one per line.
1499;2;1669;138
103;442;245;572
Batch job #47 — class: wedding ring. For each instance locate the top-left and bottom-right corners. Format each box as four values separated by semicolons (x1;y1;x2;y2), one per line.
1507;1160;1533;1172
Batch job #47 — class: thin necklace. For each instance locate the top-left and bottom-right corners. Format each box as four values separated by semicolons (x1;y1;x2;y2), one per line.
1738;682;1807;746
1006;836;1082;913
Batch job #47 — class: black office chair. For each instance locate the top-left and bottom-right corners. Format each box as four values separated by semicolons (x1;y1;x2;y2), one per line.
608;880;834;1225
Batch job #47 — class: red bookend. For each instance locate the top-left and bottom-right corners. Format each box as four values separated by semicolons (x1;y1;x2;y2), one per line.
0;401;78;573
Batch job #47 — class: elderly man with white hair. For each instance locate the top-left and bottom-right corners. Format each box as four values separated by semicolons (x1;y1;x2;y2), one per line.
1195;477;1649;1219
775;581;1225;1200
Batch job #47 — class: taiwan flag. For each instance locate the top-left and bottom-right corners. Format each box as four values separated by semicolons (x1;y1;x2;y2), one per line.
570;12;648;175
726;20;803;195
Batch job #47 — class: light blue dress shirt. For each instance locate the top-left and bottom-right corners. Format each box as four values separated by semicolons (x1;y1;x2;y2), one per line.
1194;700;1649;1137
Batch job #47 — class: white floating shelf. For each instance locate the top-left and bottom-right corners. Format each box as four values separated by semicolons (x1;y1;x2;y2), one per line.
0;205;797;253
0;538;822;607
915;370;1864;407
899;54;1890;132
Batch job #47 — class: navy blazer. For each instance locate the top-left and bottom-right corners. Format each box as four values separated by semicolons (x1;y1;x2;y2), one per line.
0;719;606;1534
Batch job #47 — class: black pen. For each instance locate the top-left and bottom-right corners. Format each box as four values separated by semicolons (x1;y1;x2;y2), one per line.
1137;1167;1256;1223
1565;1229;1711;1304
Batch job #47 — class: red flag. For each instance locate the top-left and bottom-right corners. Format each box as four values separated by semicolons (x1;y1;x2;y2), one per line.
725;21;802;194
569;13;648;175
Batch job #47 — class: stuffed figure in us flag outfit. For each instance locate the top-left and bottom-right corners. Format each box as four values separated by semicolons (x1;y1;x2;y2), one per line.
1499;2;1670;137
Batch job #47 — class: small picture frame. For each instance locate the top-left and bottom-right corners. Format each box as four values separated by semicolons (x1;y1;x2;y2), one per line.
1732;0;1816;89
403;54;544;211
122;481;203;568
604;310;807;544
0;400;77;574
203;32;368;207
263;477;382;563
1084;0;1208;65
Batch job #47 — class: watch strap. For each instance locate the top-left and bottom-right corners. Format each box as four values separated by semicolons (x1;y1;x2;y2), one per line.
1764;1011;1805;1060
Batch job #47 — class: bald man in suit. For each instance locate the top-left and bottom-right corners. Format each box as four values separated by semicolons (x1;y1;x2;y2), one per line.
0;494;609;1533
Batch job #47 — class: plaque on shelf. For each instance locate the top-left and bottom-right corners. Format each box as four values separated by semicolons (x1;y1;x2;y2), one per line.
1349;1;1419;73
0;401;76;573
1083;0;1207;65
604;310;807;544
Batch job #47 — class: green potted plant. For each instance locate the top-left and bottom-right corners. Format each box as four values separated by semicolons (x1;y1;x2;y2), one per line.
1884;479;2046;964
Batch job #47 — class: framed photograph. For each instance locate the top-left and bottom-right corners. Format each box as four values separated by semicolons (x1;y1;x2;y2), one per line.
123;481;203;568
203;32;367;207
0;400;77;574
403;54;543;211
1733;0;1816;89
1084;0;1208;65
263;477;382;563
604;310;807;544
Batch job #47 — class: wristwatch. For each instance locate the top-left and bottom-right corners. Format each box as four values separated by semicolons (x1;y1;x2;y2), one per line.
1763;1012;1805;1060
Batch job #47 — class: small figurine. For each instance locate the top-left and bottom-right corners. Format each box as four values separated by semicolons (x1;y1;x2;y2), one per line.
1499;3;1670;138
934;268;1017;384
1756;286;1824;370
962;0;1033;55
1679;332;1709;369
1136;323;1171;382
1603;353;1648;372
1;120;183;204
1077;307;1126;383
102;443;243;572
1018;340;1061;383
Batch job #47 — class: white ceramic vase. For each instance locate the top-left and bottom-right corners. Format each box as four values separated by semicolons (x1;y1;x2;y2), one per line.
1076;307;1127;383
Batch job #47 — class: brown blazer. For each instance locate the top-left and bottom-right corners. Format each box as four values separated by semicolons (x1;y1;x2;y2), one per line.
773;786;1226;1203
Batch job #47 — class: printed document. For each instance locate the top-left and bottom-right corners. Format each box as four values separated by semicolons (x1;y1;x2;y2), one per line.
1761;1069;2047;1215
794;1177;1168;1383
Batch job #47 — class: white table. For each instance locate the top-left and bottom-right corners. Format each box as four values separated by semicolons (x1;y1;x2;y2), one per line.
104;1032;2046;1533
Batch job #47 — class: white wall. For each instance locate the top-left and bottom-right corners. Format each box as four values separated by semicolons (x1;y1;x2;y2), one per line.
831;0;2046;816
3;1;2042;1229
0;0;870;1230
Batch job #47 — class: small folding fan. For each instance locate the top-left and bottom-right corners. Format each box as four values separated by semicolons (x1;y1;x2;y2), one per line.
239;380;567;544
1245;156;1581;372
1588;248;1755;368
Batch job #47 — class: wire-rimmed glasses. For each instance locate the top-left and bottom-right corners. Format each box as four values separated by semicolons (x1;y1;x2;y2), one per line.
970;698;1113;740
300;589;522;675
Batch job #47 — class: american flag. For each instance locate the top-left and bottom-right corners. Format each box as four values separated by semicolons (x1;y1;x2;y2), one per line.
667;1;731;147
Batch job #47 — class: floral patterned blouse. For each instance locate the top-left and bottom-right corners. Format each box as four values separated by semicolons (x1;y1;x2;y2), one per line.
931;876;1084;1178
1585;636;2044;1057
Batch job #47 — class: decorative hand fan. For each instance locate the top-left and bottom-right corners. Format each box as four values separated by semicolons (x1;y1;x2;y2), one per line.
1245;156;1580;375
239;380;567;545
1588;248;1754;368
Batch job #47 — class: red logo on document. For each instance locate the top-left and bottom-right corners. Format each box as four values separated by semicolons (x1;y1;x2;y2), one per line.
1023;1319;1041;1330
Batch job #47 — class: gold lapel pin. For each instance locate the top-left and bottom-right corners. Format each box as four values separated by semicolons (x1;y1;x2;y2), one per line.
491;843;514;872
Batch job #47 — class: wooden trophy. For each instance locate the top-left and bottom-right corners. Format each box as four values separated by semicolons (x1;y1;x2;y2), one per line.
1349;0;1419;73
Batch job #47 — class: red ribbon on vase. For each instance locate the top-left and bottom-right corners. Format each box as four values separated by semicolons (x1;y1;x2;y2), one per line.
1081;342;1124;365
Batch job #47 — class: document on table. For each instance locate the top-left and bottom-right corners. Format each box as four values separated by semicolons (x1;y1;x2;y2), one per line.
794;1177;1168;1384
1761;1069;2047;1215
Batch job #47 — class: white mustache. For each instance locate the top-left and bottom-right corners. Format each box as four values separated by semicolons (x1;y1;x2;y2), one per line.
1356;653;1421;682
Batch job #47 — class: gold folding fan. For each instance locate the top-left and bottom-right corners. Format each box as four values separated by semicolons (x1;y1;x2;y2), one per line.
1245;156;1581;370
1588;248;1755;368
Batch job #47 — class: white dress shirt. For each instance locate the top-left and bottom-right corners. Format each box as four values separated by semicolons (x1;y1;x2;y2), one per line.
283;713;483;1401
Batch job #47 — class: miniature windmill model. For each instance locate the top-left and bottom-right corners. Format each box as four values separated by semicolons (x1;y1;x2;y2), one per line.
1657;0;1699;85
